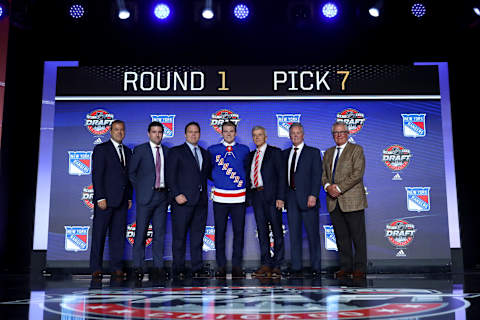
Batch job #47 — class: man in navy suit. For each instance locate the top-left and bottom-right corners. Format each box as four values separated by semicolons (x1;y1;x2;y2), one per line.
90;120;132;279
247;126;286;278
129;121;169;281
284;123;322;278
166;122;212;279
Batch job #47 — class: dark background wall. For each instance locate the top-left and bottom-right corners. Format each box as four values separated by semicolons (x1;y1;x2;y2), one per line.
1;0;478;273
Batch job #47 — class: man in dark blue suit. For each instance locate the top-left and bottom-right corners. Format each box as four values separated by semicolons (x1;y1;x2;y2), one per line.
247;126;286;278
129;121;169;281
284;123;322;278
90;120;132;279
166;122;212;279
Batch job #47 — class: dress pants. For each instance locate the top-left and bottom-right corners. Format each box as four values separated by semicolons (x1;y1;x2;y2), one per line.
252;190;284;268
213;202;246;268
132;190;168;269
329;203;367;272
89;199;128;272
286;189;322;272
171;202;207;273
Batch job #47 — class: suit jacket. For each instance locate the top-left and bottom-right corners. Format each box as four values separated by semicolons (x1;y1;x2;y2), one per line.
166;143;212;207
321;142;368;212
128;142;169;206
283;144;322;211
246;145;286;204
92;140;132;208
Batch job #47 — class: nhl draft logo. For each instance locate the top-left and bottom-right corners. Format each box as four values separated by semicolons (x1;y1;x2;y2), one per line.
151;114;176;138
336;108;365;135
126;223;153;247
81;184;94;210
382;145;412;179
406;187;431;212
68;151;93;176
84;109;115;136
402;113;426;138
276;114;301;137
210;109;240;134
203;226;215;251
65;226;90;252
323;225;338;251
385;219;417;256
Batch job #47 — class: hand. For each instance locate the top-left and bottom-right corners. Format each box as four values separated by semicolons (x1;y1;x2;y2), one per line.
276;200;284;210
175;194;187;205
326;185;341;199
97;199;107;210
307;195;316;208
128;200;133;210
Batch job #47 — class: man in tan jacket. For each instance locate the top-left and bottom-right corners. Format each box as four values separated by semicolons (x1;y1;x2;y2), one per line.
322;121;368;279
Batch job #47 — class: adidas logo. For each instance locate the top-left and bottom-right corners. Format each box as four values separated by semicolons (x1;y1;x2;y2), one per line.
392;173;402;181
396;249;406;257
93;138;103;145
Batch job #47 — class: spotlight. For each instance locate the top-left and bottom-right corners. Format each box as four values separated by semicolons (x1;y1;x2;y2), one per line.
411;3;426;18
321;2;338;19
202;8;214;19
69;4;85;19
233;3;250;20
474;7;480;16
368;0;383;18
116;0;130;20
154;3;171;20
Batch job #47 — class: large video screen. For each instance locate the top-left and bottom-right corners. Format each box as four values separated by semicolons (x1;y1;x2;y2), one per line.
34;64;459;269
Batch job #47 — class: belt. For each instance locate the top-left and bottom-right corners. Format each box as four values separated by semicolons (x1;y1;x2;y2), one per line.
252;186;265;191
154;187;167;192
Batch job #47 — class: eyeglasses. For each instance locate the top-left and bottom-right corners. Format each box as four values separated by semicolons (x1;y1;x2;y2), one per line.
332;131;348;135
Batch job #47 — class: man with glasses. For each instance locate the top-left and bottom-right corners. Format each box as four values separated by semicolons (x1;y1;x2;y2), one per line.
322;121;368;279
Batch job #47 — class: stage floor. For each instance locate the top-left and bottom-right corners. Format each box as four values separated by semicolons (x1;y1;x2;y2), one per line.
2;272;480;319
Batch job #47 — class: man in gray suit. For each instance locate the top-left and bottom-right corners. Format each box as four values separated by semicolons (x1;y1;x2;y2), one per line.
129;121;169;281
322;121;368;279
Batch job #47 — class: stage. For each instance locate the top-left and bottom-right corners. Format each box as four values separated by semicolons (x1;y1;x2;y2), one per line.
1;271;480;319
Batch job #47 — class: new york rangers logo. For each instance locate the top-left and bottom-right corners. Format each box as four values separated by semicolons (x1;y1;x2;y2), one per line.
402;114;426;138
203;226;215;251
336;108;365;134
406;187;431;212
65;226;90;252
276;114;301;137
151;114;176;138
84;109;115;136
323;225;338;251
68;151;93;175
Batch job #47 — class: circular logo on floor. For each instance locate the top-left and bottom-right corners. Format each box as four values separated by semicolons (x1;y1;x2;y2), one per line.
26;287;471;319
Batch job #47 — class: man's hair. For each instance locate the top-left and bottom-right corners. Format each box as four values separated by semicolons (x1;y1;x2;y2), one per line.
111;119;125;128
289;122;304;133
148;121;164;133
222;121;237;132
331;121;348;133
252;125;266;135
185;121;201;133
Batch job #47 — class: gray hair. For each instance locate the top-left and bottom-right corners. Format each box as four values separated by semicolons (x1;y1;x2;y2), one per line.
252;125;267;135
331;121;348;133
289;122;304;133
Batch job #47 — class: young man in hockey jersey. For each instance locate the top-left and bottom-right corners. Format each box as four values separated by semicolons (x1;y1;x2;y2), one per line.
208;121;250;278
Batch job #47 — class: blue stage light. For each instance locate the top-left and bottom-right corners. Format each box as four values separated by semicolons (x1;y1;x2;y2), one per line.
0;6;4;19
154;3;171;20
411;3;426;18
474;7;480;16
321;2;338;19
233;4;249;20
69;4;85;19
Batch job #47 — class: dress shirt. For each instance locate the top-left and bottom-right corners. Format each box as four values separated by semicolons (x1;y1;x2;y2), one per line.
186;141;203;169
150;141;165;188
287;141;304;186
250;143;267;188
110;138;125;166
324;141;348;193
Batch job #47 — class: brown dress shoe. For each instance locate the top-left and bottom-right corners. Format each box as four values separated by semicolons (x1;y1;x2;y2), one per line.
334;270;352;279
92;271;103;279
271;268;282;278
111;270;124;278
253;265;272;277
352;270;366;279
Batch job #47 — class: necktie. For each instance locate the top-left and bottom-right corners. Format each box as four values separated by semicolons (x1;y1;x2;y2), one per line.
290;147;298;189
155;146;161;188
332;147;341;184
253;149;261;187
118;145;125;167
194;147;201;169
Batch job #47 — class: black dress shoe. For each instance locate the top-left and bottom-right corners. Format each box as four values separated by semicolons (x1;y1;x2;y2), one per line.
134;268;144;281
232;266;246;278
215;267;227;278
111;270;125;279
192;268;210;278
334;270;352;279
149;268;166;282
312;270;322;278
173;270;186;280
288;269;303;278
92;270;103;279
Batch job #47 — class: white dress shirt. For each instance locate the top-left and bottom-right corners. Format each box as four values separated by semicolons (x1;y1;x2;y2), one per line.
186;141;203;169
287;141;304;185
150;141;165;188
110;138;125;166
324;141;348;192
250;143;267;188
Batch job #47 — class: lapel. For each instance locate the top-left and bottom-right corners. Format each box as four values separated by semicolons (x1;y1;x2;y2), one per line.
183;143;201;172
261;145;271;173
108;140;124;168
336;142;351;169
295;144;306;170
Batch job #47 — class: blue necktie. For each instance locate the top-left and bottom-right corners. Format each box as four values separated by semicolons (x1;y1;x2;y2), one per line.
332;147;340;184
194;147;201;169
